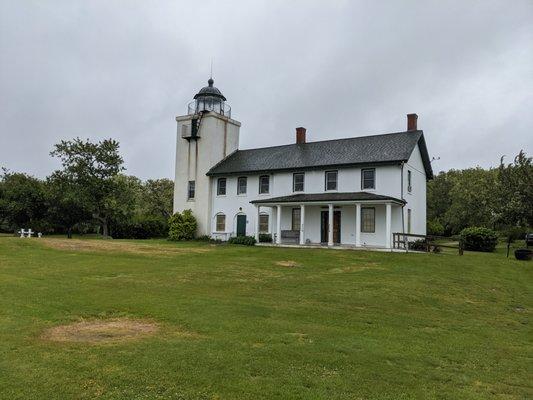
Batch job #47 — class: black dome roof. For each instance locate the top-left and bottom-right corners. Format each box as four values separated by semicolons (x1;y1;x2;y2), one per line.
193;78;226;101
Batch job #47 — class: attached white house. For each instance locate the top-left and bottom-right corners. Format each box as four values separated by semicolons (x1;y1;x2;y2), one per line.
173;78;433;249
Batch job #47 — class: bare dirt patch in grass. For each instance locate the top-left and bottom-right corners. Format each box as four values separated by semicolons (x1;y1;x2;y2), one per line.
41;318;159;344
40;238;211;256
275;260;300;267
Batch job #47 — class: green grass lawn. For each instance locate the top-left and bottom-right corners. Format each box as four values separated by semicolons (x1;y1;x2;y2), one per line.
0;237;531;399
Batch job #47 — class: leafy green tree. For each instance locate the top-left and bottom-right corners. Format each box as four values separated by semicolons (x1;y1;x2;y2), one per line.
139;178;174;220
50;138;124;237
494;150;533;228
0;170;46;231
45;171;92;238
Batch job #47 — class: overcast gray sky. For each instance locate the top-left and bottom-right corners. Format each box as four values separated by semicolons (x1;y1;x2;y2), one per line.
1;0;532;179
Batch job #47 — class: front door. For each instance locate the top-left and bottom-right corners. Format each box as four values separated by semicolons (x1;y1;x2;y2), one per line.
236;215;247;236
320;210;341;243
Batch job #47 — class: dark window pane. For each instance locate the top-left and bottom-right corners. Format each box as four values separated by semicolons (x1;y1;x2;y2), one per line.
217;178;226;195
293;173;304;192
259;175;269;194
237;177;247;194
326;171;337;191
188;181;195;199
362;169;375;190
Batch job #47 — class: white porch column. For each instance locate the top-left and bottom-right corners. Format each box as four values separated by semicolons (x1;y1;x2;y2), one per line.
254;205;260;242
276;205;282;244
355;203;361;247
328;203;334;246
385;203;392;249
299;204;305;245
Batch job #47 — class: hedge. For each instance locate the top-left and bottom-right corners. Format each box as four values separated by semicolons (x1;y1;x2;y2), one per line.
460;227;498;252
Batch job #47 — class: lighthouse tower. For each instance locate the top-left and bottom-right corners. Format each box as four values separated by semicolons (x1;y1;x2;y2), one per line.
173;78;241;236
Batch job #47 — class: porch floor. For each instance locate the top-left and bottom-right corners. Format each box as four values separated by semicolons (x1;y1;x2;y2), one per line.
256;243;408;253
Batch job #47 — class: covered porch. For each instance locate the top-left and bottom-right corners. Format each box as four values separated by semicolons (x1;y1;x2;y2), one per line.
251;192;405;249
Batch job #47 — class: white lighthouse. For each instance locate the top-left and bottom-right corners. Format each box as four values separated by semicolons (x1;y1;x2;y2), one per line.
173;78;241;236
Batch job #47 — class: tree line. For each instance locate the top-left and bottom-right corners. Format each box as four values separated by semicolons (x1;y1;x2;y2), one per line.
1;138;531;239
427;150;532;237
0;138;173;238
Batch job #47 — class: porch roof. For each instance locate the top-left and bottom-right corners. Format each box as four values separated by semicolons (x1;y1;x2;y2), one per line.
250;191;405;205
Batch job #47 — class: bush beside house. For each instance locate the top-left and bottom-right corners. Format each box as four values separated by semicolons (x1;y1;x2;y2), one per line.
228;236;256;246
168;210;197;241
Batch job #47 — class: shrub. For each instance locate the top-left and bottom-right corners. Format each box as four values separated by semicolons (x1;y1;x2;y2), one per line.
408;239;428;251
196;235;223;244
259;233;272;243
460;227;498;252
168;209;197;241
111;216;167;239
427;219;445;236
228;235;256;246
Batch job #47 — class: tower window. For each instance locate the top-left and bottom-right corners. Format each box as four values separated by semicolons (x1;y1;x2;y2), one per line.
407;170;412;193
217;178;226;196
237;177;247;195
325;171;338;191
293;173;304;192
187;181;195;199
259;175;270;194
361;169;375;190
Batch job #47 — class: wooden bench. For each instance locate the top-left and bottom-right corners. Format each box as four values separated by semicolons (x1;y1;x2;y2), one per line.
281;230;300;244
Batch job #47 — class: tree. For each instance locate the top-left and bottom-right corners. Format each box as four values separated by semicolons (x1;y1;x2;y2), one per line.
494;150;533;228
50;138;124;237
45;172;92;238
0;169;46;231
139;179;174;220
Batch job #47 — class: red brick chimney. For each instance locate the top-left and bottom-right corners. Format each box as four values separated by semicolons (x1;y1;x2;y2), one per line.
296;127;306;144
407;113;418;131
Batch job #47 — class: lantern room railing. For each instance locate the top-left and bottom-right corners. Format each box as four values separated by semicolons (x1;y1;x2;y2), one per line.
187;101;231;118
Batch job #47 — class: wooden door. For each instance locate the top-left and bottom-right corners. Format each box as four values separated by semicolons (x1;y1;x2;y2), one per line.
321;210;341;243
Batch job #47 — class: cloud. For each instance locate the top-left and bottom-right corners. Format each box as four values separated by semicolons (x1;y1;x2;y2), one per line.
1;0;532;179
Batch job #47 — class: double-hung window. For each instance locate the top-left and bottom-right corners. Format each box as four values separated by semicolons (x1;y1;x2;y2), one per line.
259;175;270;194
216;214;226;232
325;171;338;191
259;214;269;233
361;207;375;233
217;178;226;196
237;177;247;195
291;208;301;231
293;173;304;192
361;169;375;190
187;181;195;199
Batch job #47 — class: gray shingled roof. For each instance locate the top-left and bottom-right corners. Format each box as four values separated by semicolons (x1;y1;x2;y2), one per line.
207;130;433;179
250;192;405;204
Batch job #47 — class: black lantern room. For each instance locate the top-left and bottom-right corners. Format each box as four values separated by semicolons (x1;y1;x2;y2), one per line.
188;78;231;118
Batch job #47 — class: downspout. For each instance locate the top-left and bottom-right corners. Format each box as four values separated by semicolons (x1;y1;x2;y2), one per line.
400;162;407;251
